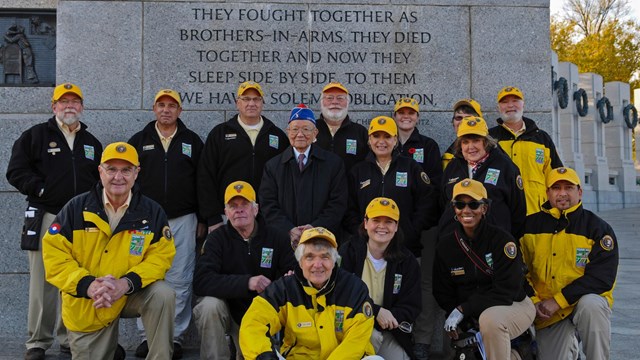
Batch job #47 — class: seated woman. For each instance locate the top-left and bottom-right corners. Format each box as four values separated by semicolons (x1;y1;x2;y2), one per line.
433;179;535;360
340;197;421;360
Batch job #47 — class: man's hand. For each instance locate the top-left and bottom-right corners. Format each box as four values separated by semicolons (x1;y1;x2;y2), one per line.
248;275;272;293
87;275;130;309
535;298;560;320
197;222;207;239
376;307;399;330
208;222;223;234
289;227;303;249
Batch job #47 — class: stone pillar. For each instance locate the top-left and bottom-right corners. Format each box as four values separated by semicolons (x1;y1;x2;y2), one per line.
603;82;639;207
635;89;640;171
556;61;585;184
578;72;610;210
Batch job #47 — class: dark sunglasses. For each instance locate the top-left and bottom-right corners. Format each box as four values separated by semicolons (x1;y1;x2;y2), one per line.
452;200;485;210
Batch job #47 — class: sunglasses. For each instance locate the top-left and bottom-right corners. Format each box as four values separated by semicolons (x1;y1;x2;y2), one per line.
452;200;485;210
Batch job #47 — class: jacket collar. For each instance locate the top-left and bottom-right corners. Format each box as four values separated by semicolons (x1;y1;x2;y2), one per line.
280;144;326;163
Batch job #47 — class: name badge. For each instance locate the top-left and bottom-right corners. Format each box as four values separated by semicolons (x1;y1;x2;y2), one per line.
143;144;155;151
225;133;237;140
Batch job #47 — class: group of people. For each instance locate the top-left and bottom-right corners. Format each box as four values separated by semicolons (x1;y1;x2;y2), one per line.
7;80;618;360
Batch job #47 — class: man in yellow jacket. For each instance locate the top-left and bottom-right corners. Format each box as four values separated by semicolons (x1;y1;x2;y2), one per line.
240;227;381;360
520;167;618;359
43;142;176;360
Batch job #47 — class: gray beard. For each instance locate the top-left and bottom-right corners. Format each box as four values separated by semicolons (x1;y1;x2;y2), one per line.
61;113;80;126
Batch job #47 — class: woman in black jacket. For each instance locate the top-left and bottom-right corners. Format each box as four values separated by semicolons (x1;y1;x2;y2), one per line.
433;179;534;360
340;197;421;360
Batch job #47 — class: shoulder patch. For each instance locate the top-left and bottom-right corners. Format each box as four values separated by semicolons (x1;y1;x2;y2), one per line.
421;172;430;185
363;301;373;318
504;242;517;259
516;175;524;190
163;226;173;241
600;235;614;251
48;222;61;235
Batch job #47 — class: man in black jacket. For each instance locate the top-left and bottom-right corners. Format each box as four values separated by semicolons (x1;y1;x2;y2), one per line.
128;89;204;359
198;81;287;234
259;104;348;247
193;181;296;359
6;83;102;360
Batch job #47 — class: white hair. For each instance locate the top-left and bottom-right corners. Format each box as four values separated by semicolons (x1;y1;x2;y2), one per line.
294;239;340;263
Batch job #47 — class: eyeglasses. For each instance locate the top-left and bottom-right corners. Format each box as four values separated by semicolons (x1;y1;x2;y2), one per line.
452;200;485;210
398;321;413;333
101;165;137;177
323;95;348;102
287;127;315;135
56;99;82;106
238;96;263;103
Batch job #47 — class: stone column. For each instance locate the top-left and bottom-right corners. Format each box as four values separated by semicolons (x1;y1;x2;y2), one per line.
603;82;639;207
578;72;611;210
556;60;585;183
635;89;640;171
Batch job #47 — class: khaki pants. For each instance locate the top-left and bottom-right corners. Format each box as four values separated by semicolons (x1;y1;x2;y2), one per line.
193;296;243;360
370;329;411;360
479;297;535;360
67;281;175;360
26;211;67;350
536;294;611;360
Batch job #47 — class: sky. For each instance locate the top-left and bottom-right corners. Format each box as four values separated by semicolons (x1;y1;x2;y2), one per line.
550;0;640;22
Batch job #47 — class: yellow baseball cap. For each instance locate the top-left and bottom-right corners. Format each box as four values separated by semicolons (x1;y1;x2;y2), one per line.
546;167;581;188
299;227;338;249
497;86;524;102
394;98;419;113
154;89;182;107
457;116;489;138
453;98;483;118
365;197;400;221
368;116;398;136
224;181;256;204
101;142;139;166
52;83;83;103
237;81;264;97
452;179;488;200
322;81;348;94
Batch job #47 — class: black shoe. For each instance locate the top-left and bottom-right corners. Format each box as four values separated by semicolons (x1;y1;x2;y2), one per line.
135;340;149;358
414;342;430;360
60;344;71;354
114;344;126;360
172;343;183;360
24;348;45;360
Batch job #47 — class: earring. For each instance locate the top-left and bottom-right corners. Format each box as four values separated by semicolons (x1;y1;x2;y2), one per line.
454;214;459;222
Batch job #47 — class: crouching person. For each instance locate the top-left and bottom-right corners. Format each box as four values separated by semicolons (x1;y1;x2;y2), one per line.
240;227;383;360
42;142;176;360
193;181;296;359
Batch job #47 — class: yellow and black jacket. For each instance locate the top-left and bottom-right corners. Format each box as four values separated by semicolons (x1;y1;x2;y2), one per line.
42;184;176;332
239;266;375;360
519;201;618;329
489;117;563;215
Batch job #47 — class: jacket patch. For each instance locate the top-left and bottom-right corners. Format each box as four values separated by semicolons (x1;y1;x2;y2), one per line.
450;267;465;276
413;148;424;163
346;139;357;155
576;248;589;267
260;247;273;268
48;222;61;235
421;172;430;185
296;321;312;328
130;234;145;256
448;177;460;184
83;145;95;160
535;148;544;164
182;143;192;157
600;235;614;251
163;226;173;240
395;172;408;187
363;301;373;318
335;309;344;332
360;179;371;189
485;253;493;268
504;242;517;259
225;133;237;140
143;144;155;151
393;273;402;294
269;134;279;149
484;168;501;186
516;175;524;190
